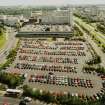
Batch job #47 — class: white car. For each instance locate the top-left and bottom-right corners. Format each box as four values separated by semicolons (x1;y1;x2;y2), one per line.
24;97;32;102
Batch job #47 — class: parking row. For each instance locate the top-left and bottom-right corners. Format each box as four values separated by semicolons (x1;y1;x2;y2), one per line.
55;41;84;46
21;44;84;50
19;49;86;56
18;55;78;64
76;88;105;101
21;39;84;46
28;73;93;88
15;63;77;73
20;39;85;51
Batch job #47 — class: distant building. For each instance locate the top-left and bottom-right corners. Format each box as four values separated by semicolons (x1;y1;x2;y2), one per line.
0;15;24;26
75;6;101;22
31;8;73;26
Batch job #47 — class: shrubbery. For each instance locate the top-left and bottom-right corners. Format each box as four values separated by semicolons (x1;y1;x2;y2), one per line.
22;85;105;105
0;24;6;36
0;72;23;88
96;24;105;34
0;84;7;91
6;48;17;63
86;55;101;65
0;40;19;70
74;25;83;36
102;45;105;53
23;85;56;103
83;66;105;74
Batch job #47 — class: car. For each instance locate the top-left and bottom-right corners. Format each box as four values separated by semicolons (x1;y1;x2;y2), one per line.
23;73;28;78
3;103;9;105
4;51;7;55
96;93;102;98
23;97;32;102
19;100;27;105
49;72;54;75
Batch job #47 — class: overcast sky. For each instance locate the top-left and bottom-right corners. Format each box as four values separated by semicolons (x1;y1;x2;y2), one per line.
0;0;105;6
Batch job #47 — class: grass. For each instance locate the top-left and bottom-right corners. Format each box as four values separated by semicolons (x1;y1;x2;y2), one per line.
0;34;6;49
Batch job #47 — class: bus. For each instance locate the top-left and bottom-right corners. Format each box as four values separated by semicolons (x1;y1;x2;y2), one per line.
5;89;23;97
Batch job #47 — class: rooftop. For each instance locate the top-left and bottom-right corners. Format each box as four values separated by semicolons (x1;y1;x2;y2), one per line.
20;25;72;32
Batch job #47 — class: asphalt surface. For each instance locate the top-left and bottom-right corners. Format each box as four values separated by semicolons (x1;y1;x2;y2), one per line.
0;96;57;105
0;96;20;105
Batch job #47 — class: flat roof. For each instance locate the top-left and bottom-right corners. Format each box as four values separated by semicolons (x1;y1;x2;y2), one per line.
16;31;73;38
20;25;72;32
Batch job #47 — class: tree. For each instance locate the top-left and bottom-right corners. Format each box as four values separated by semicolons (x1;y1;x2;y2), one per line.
41;91;55;103
15;22;21;31
0;72;23;88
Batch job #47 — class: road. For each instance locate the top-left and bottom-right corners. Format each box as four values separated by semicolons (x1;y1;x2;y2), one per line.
0;27;18;64
0;96;20;105
75;22;105;67
0;96;56;105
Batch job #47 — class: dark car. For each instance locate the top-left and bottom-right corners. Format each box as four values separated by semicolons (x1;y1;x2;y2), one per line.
19;100;27;105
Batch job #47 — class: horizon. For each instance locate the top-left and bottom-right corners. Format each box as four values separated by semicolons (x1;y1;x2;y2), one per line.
0;0;105;6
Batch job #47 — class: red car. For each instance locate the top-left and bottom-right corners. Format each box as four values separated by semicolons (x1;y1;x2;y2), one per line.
3;103;9;105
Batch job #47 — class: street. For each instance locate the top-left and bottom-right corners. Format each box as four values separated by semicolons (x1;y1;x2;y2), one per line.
0;27;18;64
0;96;20;105
0;96;57;105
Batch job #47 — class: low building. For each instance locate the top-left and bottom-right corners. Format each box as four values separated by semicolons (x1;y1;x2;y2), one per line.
0;15;24;26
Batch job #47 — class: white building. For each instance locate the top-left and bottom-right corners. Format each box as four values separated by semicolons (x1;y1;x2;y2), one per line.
0;15;24;26
31;8;73;26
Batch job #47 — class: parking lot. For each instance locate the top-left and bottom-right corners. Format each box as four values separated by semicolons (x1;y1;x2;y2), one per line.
7;38;103;97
